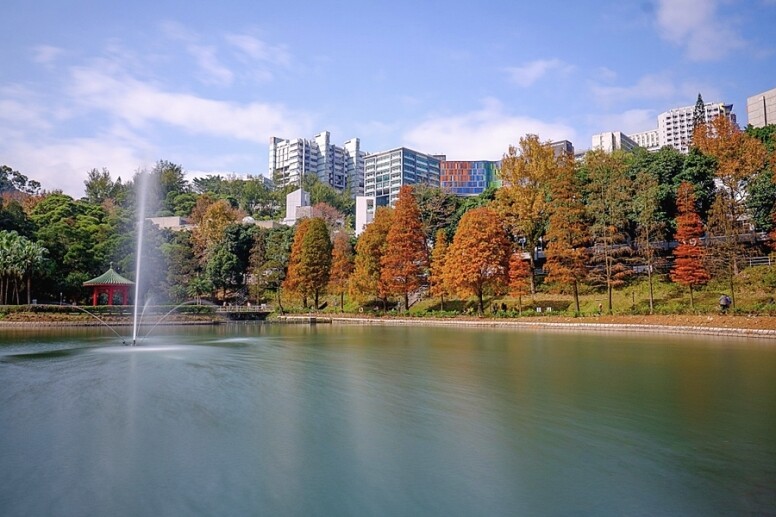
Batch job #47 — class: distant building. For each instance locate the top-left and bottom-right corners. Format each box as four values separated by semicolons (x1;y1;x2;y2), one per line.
282;188;311;226
439;158;500;196
269;131;365;194
363;147;441;206
629;129;660;152
549;140;575;157
146;216;193;232
747;87;776;128
355;196;376;236
591;132;639;153
657;101;735;153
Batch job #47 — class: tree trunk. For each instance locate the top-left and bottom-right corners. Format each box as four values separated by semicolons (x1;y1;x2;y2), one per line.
404;291;409;313
647;267;654;314
340;292;344;313
572;281;580;314
440;295;445;312
477;290;484;317
314;290;319;311
518;294;523;316
27;276;32;305
689;285;694;310
607;282;613;314
276;289;285;315
528;255;536;295
728;275;736;309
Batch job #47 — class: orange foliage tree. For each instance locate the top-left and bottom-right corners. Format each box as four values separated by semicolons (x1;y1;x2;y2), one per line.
544;152;588;313
443;207;511;316
349;206;394;309
381;186;428;311
191;198;243;261
429;229;449;311
329;231;354;312
283;218;313;308
670;182;710;309
508;249;532;314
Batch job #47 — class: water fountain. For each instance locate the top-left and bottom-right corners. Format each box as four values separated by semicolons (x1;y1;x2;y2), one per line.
131;172;149;346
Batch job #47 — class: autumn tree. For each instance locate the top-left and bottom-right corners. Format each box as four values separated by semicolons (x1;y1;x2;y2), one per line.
544;153;588;313
381;186;428;311
191;198;242;260
508;249;532;315
694;115;770;279
329;231;354;312
496;134;556;293
349;206;394;308
428;229;450;310
583;150;635;314
443;207;511;316
670;182;710;309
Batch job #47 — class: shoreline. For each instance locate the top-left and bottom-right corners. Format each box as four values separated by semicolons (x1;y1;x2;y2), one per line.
3;313;776;340
278;314;776;340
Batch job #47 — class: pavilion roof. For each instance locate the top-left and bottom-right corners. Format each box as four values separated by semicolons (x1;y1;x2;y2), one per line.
83;266;134;286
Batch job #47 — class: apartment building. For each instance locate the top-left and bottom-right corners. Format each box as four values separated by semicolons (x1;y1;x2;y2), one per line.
362;147;441;206
268;131;365;194
657;102;735;153
591;131;639;153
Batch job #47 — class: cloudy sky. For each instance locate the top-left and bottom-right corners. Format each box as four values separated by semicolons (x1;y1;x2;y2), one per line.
1;0;774;196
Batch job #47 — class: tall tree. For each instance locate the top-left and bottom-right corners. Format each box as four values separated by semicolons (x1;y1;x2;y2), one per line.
670;182;710;309
381;186;428;311
496;135;556;293
284;218;314;308
443;207;511;316
544;153;588;313
328;231;354;312
349;207;394;308
691;93;706;140
694;114;770;281
297;218;332;310
632;170;666;313
508;250;532;315
412;184;459;244
428;229;450;311
583;150;635;313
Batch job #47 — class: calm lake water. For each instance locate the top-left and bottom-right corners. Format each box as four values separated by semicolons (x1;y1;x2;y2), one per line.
1;323;775;516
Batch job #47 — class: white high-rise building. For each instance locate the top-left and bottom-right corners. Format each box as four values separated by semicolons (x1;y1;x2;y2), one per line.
657;102;735;153
591;132;639;153
629;129;660;152
747;87;776;128
268;131;365;195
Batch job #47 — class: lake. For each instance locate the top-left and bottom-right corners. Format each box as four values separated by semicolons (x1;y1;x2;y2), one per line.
1;323;775;516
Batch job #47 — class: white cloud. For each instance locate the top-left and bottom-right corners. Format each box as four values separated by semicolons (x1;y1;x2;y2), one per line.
68;66;312;143
31;45;64;65
225;34;291;67
404;99;576;160
504;59;573;87
590;72;720;107
188;44;234;86
655;0;744;60
592;109;657;135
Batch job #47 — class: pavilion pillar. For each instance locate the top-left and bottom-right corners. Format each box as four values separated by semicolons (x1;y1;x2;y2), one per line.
92;289;98;306
108;286;114;306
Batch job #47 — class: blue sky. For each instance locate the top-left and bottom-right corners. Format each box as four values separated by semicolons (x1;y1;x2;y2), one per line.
1;0;774;196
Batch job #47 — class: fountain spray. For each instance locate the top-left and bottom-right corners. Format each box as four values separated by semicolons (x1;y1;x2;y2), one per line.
131;172;149;346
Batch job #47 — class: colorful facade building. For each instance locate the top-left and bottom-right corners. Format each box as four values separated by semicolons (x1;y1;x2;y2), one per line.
439;159;500;196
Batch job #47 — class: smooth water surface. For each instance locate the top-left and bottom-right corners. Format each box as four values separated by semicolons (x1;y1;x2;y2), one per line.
1;324;776;516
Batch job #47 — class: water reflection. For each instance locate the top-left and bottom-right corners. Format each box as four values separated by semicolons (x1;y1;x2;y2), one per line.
1;324;775;515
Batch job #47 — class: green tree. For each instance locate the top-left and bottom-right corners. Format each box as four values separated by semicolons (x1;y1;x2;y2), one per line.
428;229;450;310
632;171;666;313
296;218;333;309
412;184;459;244
583;150;635;313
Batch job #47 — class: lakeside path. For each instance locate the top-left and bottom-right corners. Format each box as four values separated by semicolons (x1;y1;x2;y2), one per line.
279;314;776;340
